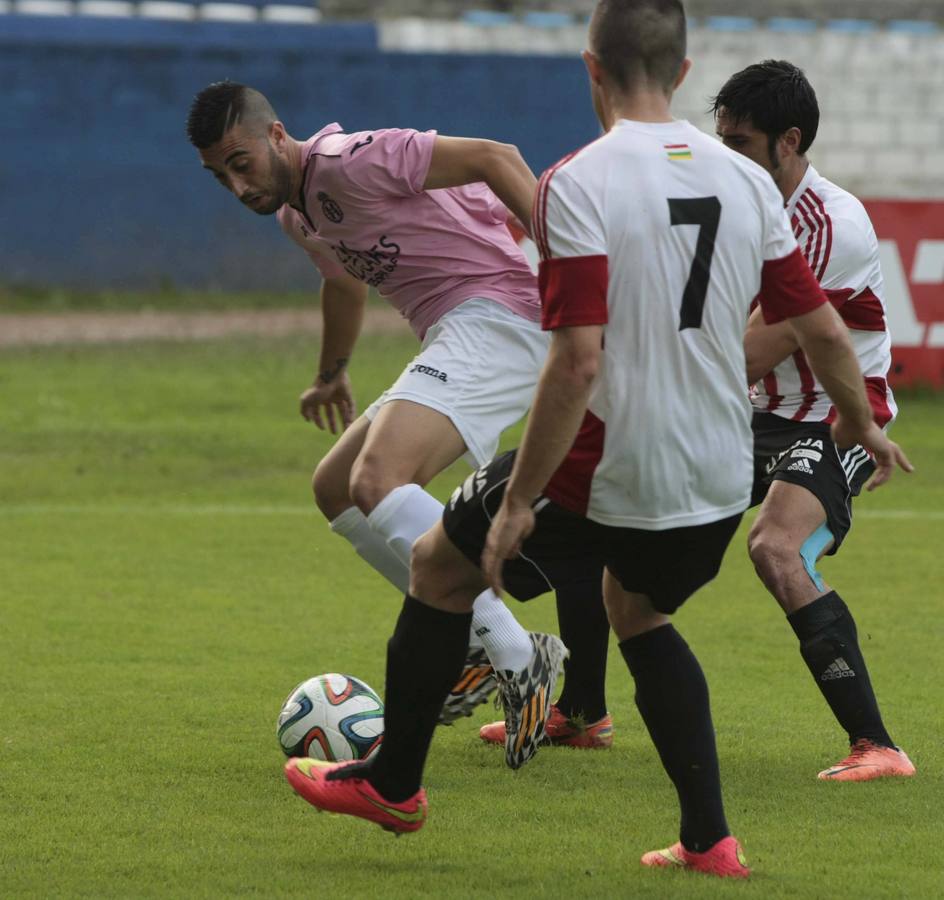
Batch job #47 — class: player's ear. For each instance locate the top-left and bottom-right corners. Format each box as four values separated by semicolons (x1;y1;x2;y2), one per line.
269;120;287;148
582;50;604;86
673;57;693;92
779;126;803;158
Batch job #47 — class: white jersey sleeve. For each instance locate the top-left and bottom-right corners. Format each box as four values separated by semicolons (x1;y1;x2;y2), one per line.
533;164;609;330
817;212;875;301
763;199;801;264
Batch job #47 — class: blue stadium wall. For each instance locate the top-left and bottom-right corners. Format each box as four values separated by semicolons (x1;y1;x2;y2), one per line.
0;17;598;292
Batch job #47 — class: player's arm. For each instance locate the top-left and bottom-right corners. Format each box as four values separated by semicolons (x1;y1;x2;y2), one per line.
423;136;537;236
743;304;799;385
299;271;369;433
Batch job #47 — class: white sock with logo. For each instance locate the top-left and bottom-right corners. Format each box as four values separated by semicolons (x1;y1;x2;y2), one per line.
329;506;409;594
367;482;533;668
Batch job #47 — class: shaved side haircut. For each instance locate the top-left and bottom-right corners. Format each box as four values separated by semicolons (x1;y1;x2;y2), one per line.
589;0;686;94
186;81;278;149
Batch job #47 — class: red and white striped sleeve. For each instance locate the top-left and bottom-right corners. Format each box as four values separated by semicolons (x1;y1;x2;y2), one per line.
814;209;879;310
532;162;608;331
756;195;828;324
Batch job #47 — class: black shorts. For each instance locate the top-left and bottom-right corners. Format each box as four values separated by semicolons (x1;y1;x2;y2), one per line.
443;450;742;615
750;412;874;553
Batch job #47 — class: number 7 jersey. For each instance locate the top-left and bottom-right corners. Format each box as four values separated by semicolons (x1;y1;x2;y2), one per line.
533;118;826;530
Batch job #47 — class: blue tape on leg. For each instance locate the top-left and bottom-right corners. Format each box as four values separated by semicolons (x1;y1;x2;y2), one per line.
799;523;833;592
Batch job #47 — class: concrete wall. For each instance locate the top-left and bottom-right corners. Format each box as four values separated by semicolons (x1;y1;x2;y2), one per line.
382;19;944;200
1;14;941;292
0;16;596;291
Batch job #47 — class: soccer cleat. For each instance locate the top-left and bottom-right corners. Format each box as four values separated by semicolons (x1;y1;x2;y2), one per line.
641;835;750;878
495;633;569;770
479;704;613;749
817;738;916;782
284;757;427;834
438;647;498;725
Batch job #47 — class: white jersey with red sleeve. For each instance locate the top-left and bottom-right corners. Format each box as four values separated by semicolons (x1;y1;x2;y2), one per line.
276;124;539;339
534;119;827;530
753;165;897;426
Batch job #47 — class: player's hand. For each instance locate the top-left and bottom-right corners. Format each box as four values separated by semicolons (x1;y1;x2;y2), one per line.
830;415;914;490
299;373;355;434
481;497;535;596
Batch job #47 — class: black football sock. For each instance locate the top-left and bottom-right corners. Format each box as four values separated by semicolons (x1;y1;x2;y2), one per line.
554;578;609;722
787;591;894;748
620;624;729;853
363;594;471;803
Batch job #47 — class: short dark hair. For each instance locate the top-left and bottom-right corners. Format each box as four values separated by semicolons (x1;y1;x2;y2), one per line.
711;60;820;155
186;81;278;149
589;0;687;94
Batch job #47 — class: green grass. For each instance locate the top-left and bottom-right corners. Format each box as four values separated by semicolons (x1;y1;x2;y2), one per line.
0;286;397;314
0;285;317;313
1;333;941;898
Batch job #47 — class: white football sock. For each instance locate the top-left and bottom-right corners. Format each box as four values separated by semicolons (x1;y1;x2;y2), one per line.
471;589;534;672
329;506;409;594
367;483;532;666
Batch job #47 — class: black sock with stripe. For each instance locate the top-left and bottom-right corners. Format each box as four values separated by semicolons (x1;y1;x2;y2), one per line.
787;591;894;748
619;624;729;853
554;578;610;722
365;594;471;802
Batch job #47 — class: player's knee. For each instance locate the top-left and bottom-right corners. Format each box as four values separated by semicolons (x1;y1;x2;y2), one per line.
349;454;402;515
747;526;794;592
312;459;351;520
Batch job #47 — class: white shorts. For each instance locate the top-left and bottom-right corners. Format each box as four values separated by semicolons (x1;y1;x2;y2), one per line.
364;298;548;466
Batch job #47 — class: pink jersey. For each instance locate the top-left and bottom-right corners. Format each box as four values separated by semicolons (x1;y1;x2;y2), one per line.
276;124;540;338
752;165;897;426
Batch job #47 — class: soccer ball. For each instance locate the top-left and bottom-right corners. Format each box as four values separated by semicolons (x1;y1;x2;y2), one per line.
276;673;384;761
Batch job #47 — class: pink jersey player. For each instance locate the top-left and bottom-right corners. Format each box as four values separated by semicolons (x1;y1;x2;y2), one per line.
189;82;562;734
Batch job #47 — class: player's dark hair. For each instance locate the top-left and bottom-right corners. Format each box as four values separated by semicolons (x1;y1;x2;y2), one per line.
588;0;687;94
711;60;820;155
186;81;278;149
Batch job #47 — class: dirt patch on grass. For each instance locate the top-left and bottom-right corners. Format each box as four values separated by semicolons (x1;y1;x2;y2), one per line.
0;307;407;347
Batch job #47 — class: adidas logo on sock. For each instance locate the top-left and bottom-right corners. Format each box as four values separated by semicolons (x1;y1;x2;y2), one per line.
787;457;814;475
474;626;491;637
821;657;856;681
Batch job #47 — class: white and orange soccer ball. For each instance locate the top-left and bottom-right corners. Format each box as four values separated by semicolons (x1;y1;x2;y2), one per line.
276;673;384;762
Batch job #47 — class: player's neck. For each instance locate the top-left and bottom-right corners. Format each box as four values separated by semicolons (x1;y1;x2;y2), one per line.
602;89;674;129
285;137;306;209
776;157;810;205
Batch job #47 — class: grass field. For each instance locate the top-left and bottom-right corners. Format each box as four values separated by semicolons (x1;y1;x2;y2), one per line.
1;330;941;898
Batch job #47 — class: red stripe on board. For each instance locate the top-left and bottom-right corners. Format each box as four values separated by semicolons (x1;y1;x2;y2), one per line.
543;410;606;517
538;255;609;330
807;190;833;280
837;287;886;332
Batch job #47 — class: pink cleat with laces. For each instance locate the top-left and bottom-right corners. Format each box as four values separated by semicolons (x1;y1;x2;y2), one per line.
818;739;916;782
